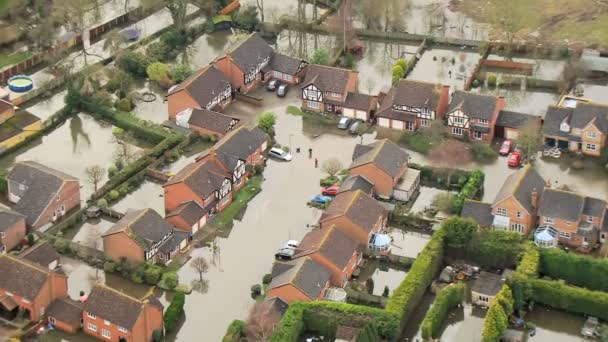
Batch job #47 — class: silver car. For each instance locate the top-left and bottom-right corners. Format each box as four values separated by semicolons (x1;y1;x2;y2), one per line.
337;116;352;129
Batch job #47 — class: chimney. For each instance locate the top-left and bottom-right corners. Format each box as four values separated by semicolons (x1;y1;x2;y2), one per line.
531;188;538;209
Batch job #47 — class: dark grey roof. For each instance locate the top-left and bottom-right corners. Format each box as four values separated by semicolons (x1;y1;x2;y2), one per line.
472;271;503;296
0;255;53;301
461;200;493;227
166;201;206;226
269;53;305;75
214;126;268;171
539;188;585;222
47;298;83;327
343;92;375;111
301;64;354;94
188;108;238;134
543;106;573;139
321;190;385;234
493;165;545;213
168;65;230;109
84;285;144;329
603;211;608;232
583;197;606;218
103;209;173;250
266;297;289;317
350;140;409;178
8;161;78;226
376;79;444;120
0;208;24;232
448;91;499;121
496;110;539;129
158;230;189;254
268;257;330;300
229;32;274;73
570;102;608;132
166;159;230;199
339;175;374;195
351;144;374;160
19;241;59;268
296;226;358;270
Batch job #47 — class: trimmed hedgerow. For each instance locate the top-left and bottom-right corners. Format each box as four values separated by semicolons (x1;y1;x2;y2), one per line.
420;283;465;340
539;248;608;292
452;169;484;213
164;292;186;332
516;243;540;278
222;320;245;342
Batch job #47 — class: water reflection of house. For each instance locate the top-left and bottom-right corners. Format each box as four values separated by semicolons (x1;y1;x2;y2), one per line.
0;208;26;254
471;269;512;308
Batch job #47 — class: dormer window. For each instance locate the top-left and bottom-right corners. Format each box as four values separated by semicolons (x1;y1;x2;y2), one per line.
560;121;570;133
479;119;488;124
421;107;430;114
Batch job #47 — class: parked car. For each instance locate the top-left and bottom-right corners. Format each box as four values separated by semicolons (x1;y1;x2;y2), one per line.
277;84;289;97
337;116;352;130
310;195;332;204
275;247;295;260
582;316;599;337
507;151;521;167
266;79;280;91
285;240;299;249
321;184;340;196
268;147;293;161
348;120;363;134
499;139;512;155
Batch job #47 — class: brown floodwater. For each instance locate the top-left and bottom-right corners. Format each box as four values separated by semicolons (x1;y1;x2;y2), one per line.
578;82;608;103
525;305;587;342
272;30;336;61
408;47;481;91
189;31;233;70
485;54;567;81
478;86;561;117
356;259;408;296
112;180;165;214
65;217;118;251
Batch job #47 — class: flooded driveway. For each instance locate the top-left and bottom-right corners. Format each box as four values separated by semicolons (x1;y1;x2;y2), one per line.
408;48;481;90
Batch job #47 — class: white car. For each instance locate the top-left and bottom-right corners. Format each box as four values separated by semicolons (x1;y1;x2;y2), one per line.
268;147;292;161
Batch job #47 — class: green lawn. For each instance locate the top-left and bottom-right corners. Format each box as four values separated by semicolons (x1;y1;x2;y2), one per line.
0;51;33;69
210;176;263;230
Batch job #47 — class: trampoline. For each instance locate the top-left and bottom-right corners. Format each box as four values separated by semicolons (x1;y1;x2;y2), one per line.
8;75;34;92
120;27;141;41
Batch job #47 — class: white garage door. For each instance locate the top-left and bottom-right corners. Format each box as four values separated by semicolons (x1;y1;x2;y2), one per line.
505;129;519;140
392;120;405;130
343;108;355;118
378;118;390;128
355;110;367;120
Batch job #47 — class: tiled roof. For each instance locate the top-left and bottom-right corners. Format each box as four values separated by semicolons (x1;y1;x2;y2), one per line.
583;197;606;218
166;201;206;226
461;200;493;227
338;175;374;195
46;298;83;327
165;159;230;199
496;110;539;129
350;140;409;178
0;112;40;141
321;190;385;234
448;91;499;121
0;98;13;113
228;32;274;73
212;126;268;171
158;230;189;254
268;52;304;75
343;92;376;111
84;285;147;329
168;65;230;109
295;225;358;270
540;189;585;222
269;257;331;300
0;254;54;300
376;79;444;120
543;102;608;139
188;108;238;135
472;271;503;296
0;208;24;232
493;165;545;213
19;240;59;268
102;209;173;250
301;64;355;94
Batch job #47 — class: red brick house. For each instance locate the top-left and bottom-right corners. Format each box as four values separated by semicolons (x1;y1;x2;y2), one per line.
495;110;542;141
7;161;81;229
0;254;68;321
83;284;163;342
375;79;450;131
319;190;387;246
174;107;239;139
102;209;189;265
167;65;233;120
266;257;331;304
166;200;208;234
0;208;26;254
446;91;505;143
293;225;361;287
349;139;411;198
300;64;359;114
46;297;83;334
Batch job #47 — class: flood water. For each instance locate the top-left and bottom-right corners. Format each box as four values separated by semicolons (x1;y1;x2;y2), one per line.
272;30;336;61
189;31;233;69
368;264;408;296
389;228;431;259
485;54;567;81
409;186;446;214
478;87;560;117
577;82;608;103
161;140;213;174
66;217;117;251
525;305;587;342
112;180;165;214
240;0;320;23
408;48;481;90
24;90;69;122
131;81;169;124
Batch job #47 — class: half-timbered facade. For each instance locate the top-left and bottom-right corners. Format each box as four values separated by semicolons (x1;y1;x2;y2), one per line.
446;91;504;143
300;64;359;114
375;79;450;131
264;53;308;85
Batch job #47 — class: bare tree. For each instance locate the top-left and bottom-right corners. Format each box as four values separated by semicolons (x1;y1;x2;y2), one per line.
428;141;471;189
256;0;264;22
52;0;102;66
516;121;542;162
327;0;355;53
85;165;105;192
190;256;209;282
245;301;281;341
321;158;343;177
143;0;218;32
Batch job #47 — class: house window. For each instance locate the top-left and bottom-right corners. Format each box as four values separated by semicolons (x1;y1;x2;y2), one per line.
511;223;524;233
516;211;522;218
497;208;507;216
104;320;111;326
5;292;12;297
285;74;293;82
421;107;430;115
479;119;488;124
559;232;571;239
49;317;56;325
587;216;594;223
454;117;464;125
118;326;128;333
479;295;489;302
472;130;482;139
307;101;319;109
0;232;4;238
420;119;430;127
220;195;230;206
406;121;414;131
102;329;111;339
87;312;96;319
586;143;597;151
545;217;553;224
22;298;30;304
87;323;97;332
452;127;464;135
587;131;597;138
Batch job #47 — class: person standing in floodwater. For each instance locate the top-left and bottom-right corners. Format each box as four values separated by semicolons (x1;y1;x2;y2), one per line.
315;158;318;168
308;148;313;158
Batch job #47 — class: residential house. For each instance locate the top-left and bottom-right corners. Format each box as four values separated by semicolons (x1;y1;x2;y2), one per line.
471;270;512;308
214;32;307;93
19;240;60;270
46;297;83;333
7;161;80;229
543;101;608;157
495;110;542;141
446;91;504;143
0;254;68;321
341;92;378;121
0;97;15;124
537;188;607;248
300;64;359;114
102;208;189;265
0;208;26;253
293;225;361;287
266;257;331;304
175;108;239;139
319;190;387;246
461;165;545;235
200;125;269;172
349;139;414;199
83;284;163;342
165;200;207;234
0;112;42;152
375;79;450;131
338;175;375;196
167;65;233;120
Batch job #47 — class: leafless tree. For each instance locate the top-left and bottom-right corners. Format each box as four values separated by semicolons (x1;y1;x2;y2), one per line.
52;0;102;66
190;256;209;282
327;0;355;53
85;165;105;192
256;0;264;22
428;141;471;189
245;301;281;341
516;121;542;162
143;0;218;32
321;158;343;177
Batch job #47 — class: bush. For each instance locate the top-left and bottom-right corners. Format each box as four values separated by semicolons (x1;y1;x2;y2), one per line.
320;176;339;186
487;74;497;87
152;330;162;342
117;51;151;77
539;248;608;292
172;64;193;83
516;243;539;277
391;65;404;78
251;284;262;297
395;58;408;72
472;79;480;88
399;132;434;154
108;190;120;201
311;48;330;65
443;217;477;248
233;5;260;30
147;62;170;82
481;293;509;342
257;112;276;139
144;264;162;285
53;239;70;253
164;292;186;332
115;98;133;112
103;261;116;273
343;53;355;68
160;29;189;49
471;142;498;162
146;41;171;62
162;271;179;289
27;233;35;246
223;320;245;342
365;278;374;294
262;273;272;284
421;283;465;340
452;169;484;213
466;230;524;269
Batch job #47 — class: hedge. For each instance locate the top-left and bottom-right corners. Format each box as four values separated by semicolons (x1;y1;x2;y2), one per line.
516;243;539;278
164;292;186;332
223;320;245;342
465;230;523;269
409;162;474;191
269;302;306;342
481;290;509;342
539;248;608;292
420;283;465;340
385;228;445;323
452;169;484;213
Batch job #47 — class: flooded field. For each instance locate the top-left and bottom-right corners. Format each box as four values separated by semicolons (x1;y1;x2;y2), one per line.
408;48;481;90
241;0;321;23
526;306;587;342
65;217;117;251
112;180;165;214
272;30;336;60
478;87;559;116
131;81;169;124
0;113;146;199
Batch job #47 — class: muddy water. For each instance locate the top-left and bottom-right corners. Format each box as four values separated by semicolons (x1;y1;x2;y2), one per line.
390;228;431;258
161;140;213;174
370;266;408;296
240;0;318;23
112;180;165;214
272;30;336;60
485;54;567;81
401;291;435;341
131;81;169;124
410;186;446;213
189;31;233;69
439;303;486;341
0;113;145;199
408;48;481;90
578;83;608;103
66;217;117;250
478;87;560;117
24;90;68;122
525;306;586;342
